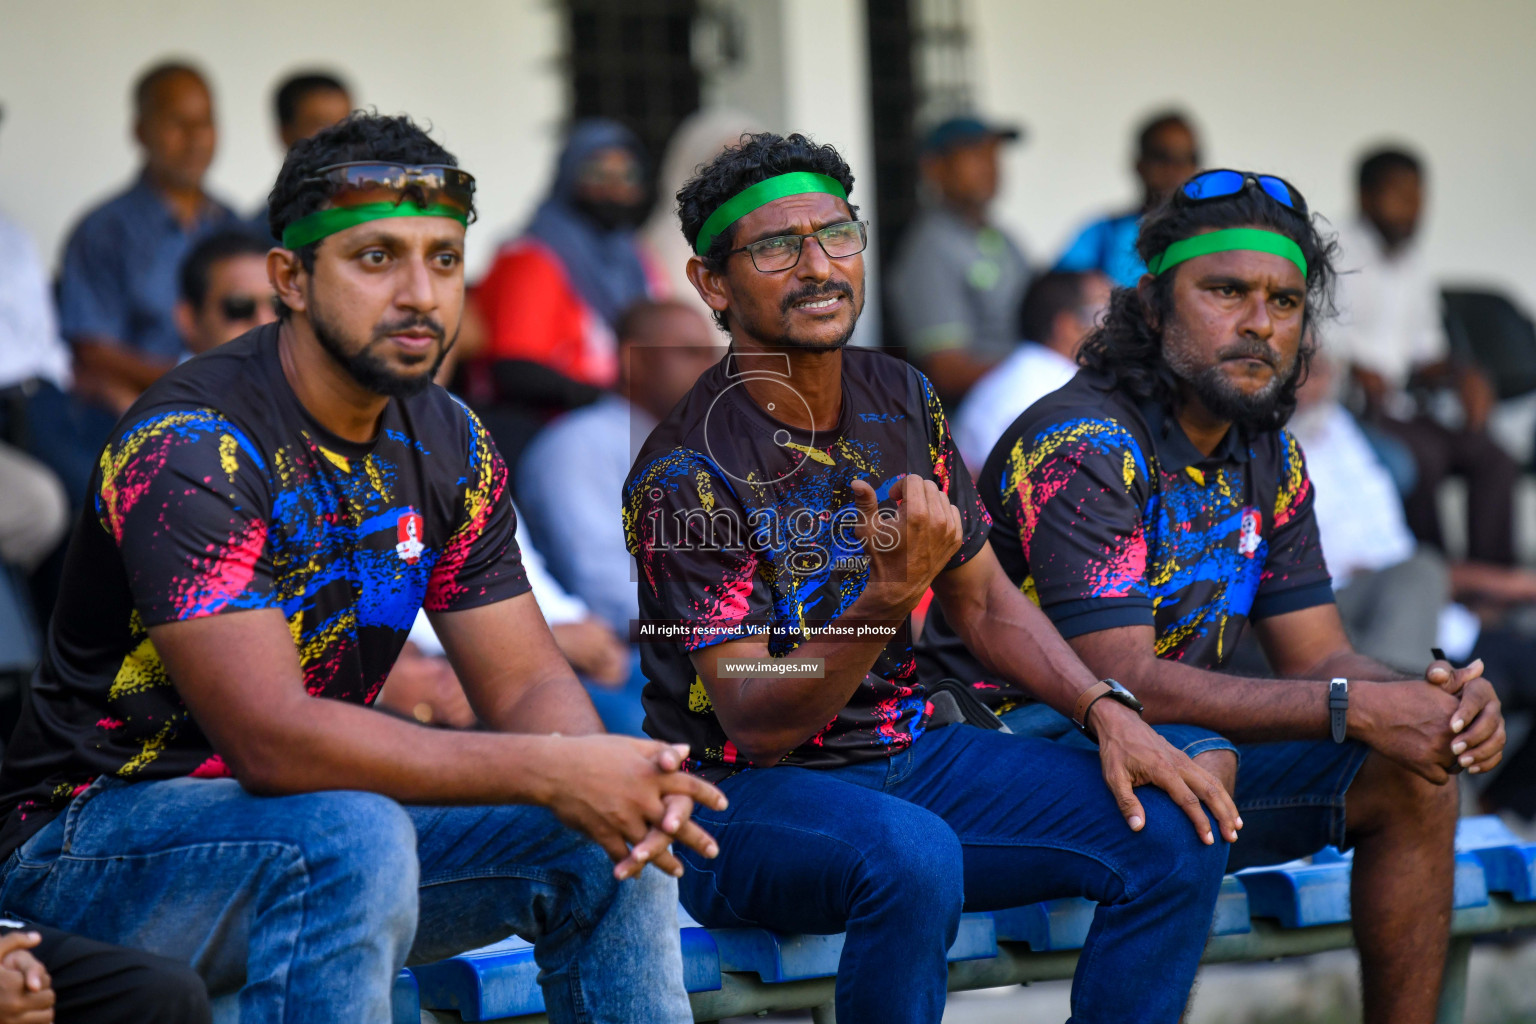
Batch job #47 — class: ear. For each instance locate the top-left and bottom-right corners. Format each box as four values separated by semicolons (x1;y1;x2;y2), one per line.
268;248;309;316
173;300;198;349
684;255;730;323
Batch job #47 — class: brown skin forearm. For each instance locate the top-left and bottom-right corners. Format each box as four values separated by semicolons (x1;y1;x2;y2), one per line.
918;348;997;401
932;544;1102;715
1067;604;1411;743
689;582;911;764
72;337;175;391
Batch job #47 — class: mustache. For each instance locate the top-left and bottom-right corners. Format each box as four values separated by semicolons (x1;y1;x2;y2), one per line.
370;315;447;345
1215;340;1281;368
780;281;854;315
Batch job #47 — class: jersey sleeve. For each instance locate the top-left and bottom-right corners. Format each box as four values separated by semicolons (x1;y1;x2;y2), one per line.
997;415;1155;638
919;370;992;568
624;449;773;652
96;409;277;626
424;405;531;611
1251;431;1335;620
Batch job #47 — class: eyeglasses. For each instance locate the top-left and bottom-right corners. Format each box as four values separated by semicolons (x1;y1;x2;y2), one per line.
218;294;282;322
1178;169;1308;216
304;162;477;221
728;220;868;273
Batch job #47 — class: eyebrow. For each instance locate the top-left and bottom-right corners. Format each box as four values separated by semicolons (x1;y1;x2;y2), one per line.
1199;274;1304;300
739;217;852;248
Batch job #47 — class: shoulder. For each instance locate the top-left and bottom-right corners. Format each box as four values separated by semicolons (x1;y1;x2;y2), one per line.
991;374;1148;471
67;182;147;242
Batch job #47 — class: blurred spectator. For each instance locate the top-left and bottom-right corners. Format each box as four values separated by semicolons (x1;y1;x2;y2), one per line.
1055;110;1201;287
0;203;111;511
887;115;1028;404
639;108;763;320
0;445;67;574
518;300;720;631
1332;147;1518;564
57;61;241;414
1291;353;1536;818
253;71;353;238
175;230;278;355
952;271;1110;470
474;119;656;390
386;504;642;735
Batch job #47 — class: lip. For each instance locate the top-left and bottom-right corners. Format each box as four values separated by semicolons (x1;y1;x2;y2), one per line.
389;333;439;351
1225;356;1274;371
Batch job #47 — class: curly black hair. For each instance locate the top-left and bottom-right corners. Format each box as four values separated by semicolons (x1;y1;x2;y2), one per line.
267;112;469;279
677;132;858;331
1076;176;1337;427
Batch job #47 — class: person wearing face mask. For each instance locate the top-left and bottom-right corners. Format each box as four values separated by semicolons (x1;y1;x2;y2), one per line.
472;119;658;391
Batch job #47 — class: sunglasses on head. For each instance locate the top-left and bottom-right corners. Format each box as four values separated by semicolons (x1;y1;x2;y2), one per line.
1178;169;1308;216
304;162;477;221
218;294;282;322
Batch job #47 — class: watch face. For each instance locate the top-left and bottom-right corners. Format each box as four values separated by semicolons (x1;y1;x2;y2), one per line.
1105;679;1144;712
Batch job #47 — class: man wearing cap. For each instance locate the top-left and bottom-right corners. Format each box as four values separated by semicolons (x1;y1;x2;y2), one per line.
627;131;1242;1023
0;113;725;1023
887;115;1029;404
917;170;1505;1023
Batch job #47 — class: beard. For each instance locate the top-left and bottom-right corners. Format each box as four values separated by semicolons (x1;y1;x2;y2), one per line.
1162;319;1300;432
574;196;645;232
739;280;861;351
309;296;454;400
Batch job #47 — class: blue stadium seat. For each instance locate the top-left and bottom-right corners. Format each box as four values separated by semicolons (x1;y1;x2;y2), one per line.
392;969;420;1024
399;815;1533;1020
1457;814;1536;902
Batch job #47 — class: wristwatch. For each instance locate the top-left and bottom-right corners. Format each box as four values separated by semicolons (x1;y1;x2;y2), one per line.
1072;679;1144;737
1329;678;1349;743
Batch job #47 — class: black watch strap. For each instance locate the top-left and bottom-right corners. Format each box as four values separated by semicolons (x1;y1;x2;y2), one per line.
1328;678;1349;743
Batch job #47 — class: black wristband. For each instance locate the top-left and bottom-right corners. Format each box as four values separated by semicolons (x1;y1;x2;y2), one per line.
1328;678;1349;743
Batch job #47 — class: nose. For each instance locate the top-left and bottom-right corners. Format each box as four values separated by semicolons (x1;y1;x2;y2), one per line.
795;233;834;281
396;255;438;313
1236;291;1274;341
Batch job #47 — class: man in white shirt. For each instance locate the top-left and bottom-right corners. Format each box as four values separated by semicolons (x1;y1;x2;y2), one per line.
1330;147;1517;564
518;299;721;631
953;271;1110;471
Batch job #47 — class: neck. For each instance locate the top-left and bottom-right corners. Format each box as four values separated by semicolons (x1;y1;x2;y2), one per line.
1172;385;1232;457
278;319;391;444
943;197;987;228
729;333;843;432
146;169;205;228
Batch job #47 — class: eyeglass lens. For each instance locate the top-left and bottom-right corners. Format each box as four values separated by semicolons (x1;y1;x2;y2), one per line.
748;222;867;271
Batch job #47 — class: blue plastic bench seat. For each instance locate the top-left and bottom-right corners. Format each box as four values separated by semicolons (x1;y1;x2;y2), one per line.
710;911;996;983
405;815;1536;1020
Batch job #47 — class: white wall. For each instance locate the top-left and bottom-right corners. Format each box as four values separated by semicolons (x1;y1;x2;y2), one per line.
970;0;1536;310
0;0;565;278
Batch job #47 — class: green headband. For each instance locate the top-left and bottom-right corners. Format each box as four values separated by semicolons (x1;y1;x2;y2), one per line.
1146;227;1308;278
281;201;469;250
694;171;848;255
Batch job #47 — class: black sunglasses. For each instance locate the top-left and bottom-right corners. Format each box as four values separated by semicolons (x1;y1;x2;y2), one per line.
218;294;282;322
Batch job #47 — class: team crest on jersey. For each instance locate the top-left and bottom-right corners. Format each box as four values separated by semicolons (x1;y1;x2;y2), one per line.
1238;508;1262;556
395;511;426;564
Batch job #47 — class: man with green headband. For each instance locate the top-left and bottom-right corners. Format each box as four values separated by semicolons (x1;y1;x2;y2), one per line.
0;113;726;1022
918;170;1506;1023
625;131;1242;1023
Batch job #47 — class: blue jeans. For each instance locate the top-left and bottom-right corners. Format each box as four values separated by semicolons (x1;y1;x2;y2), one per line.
0;777;692;1024
679;723;1229;1024
1001;703;1371;871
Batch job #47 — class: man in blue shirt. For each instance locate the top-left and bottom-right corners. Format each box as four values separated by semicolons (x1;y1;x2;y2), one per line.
57;62;240;415
1055;110;1200;287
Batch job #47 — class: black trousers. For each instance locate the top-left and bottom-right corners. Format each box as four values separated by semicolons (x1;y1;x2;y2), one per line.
1379;414;1519;565
0;923;210;1024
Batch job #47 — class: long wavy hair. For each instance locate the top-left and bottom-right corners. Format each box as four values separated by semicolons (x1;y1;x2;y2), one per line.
1077;178;1338;427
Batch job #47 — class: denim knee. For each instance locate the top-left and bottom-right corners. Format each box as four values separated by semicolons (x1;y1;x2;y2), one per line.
857;803;965;922
1123;793;1229;898
292;792;419;930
